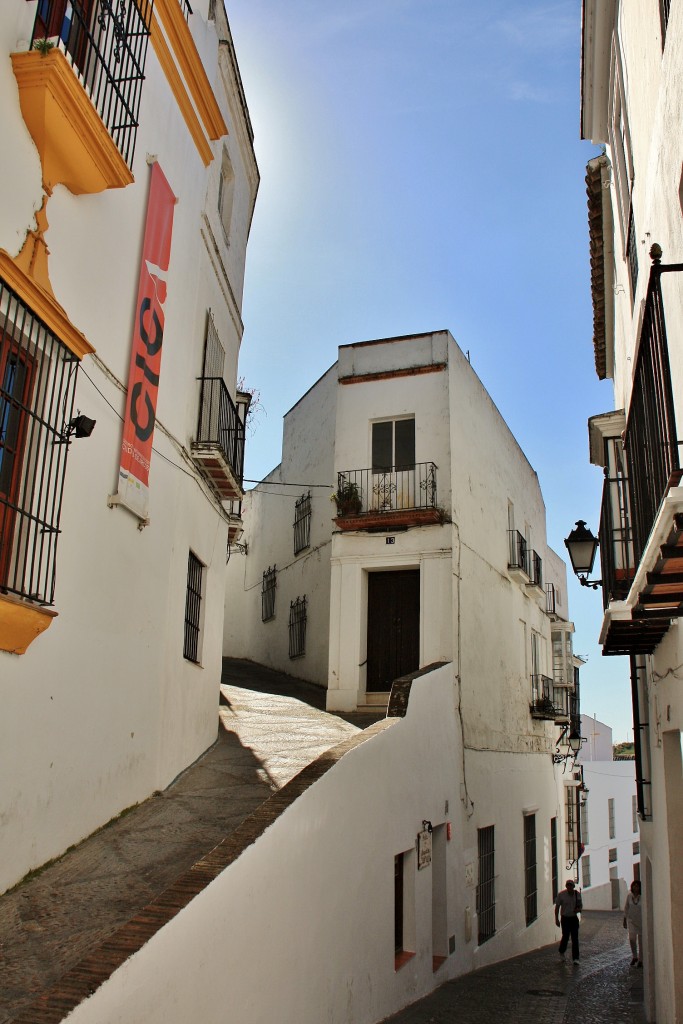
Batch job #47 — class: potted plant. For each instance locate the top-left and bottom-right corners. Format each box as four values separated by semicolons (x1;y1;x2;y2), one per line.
331;480;362;516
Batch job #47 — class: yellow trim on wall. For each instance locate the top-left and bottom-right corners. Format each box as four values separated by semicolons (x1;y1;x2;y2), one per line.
11;50;133;195
0;593;57;655
0;197;94;360
153;0;228;141
149;15;214;166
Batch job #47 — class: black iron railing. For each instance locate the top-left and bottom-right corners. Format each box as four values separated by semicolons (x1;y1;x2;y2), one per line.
180;0;193;19
195;376;245;486
335;462;437;516
524;814;537;925
0;278;80;606
476;825;496;945
598;435;635;609
288;595;307;658
31;0;153;170
508;529;527;572
528;550;543;587
530;674;559;719
661;0;671;41
624;257;682;565
293;492;311;554
626;203;638;299
261;565;276;622
546;583;556;615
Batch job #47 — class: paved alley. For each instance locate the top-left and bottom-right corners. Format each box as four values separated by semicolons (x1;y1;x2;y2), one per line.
0;659;374;1023
383;910;645;1024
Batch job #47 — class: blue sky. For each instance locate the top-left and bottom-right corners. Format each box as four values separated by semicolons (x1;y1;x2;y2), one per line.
227;0;633;742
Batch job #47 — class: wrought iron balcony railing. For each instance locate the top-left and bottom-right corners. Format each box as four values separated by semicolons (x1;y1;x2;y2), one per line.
528;549;543;588
508;529;527;573
623;257;681;567
30;0;153;170
334;463;437;517
598;435;635;610
192;376;245;500
546;583;557;616
530;674;560;719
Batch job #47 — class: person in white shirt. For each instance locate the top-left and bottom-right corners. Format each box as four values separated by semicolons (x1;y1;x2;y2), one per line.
624;879;643;967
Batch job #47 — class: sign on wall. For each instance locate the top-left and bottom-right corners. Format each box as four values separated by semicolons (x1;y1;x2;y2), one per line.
116;162;176;522
417;827;432;870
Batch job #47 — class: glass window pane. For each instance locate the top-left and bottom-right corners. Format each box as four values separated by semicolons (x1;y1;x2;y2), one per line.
372;421;393;472
394;419;415;469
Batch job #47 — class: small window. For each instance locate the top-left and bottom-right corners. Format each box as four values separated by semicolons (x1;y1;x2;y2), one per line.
218;148;235;243
261;566;276;622
293;492;311;554
633;841;640;855
523;814;537;926
372;418;415;473
580;800;589;846
184;551;204;663
609;847;617;863
608;798;616;839
477;825;496;944
582;855;591;889
288;596;307;658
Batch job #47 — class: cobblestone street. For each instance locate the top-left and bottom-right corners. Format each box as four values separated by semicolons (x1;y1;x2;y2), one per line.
383;911;645;1024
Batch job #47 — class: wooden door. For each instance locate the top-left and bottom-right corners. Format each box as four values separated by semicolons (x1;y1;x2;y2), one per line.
367;569;419;692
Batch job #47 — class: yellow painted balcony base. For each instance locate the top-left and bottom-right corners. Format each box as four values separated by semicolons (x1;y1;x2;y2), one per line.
0;593;57;655
12;49;133;195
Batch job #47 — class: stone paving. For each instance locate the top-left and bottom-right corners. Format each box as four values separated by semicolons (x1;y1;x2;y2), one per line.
0;658;377;1023
382;910;645;1024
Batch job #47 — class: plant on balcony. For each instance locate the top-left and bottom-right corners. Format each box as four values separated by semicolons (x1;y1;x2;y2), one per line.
331;480;362;516
33;37;55;55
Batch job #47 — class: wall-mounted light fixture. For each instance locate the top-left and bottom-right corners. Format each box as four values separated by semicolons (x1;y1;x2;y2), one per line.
564;520;602;589
552;726;583;772
57;413;96;444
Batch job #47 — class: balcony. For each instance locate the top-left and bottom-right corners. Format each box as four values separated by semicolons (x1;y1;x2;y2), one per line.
508;530;528;580
597;256;683;655
530;674;560;720
12;0;152;195
333;463;440;531
527;549;543;589
191;377;245;501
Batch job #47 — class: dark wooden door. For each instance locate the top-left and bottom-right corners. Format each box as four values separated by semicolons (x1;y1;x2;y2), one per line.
367;569;419;691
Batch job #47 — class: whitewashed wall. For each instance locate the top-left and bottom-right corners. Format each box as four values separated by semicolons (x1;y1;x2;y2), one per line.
58;663;560;1024
579;761;639;911
0;0;257;893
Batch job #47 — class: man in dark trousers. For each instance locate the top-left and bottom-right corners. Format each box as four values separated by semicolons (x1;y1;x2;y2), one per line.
555;878;582;963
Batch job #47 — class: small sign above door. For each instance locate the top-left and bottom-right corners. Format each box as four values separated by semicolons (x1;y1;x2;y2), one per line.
417;828;432;870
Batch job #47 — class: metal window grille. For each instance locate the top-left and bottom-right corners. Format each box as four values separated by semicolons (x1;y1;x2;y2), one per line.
528;550;542;587
546;583;556;615
508;529;527;572
261;565;276;622
476;825;495;945
288;595;307;658
565;786;580;865
598;435;635;609
608;798;616;839
626;203;639;298
30;0;153;171
523;814;537;925
551;817;558;901
582;854;591;889
608;847;617;863
632;796;638;833
293;491;311;554
624;261;680;565
660;0;671;42
183;550;203;662
580;800;589;847
0;278;80;605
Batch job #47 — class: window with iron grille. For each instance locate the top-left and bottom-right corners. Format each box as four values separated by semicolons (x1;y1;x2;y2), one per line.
580;799;589;846
565;786;580;864
0;277;80;606
609;847;617;863
551;817;558;901
632;795;638;833
608;797;616;839
29;0;153;171
476;825;495;944
293;492;311;554
261;566;276;622
183;551;204;663
288;596;307;658
633;841;640;855
523;815;537;926
582;854;591;889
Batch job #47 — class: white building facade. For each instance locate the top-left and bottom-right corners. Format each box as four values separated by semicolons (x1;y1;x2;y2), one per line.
581;1;683;1019
0;0;258;895
226;329;581;972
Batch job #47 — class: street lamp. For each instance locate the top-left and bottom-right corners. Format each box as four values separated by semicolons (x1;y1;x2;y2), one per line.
552;726;583;770
564;520;602;589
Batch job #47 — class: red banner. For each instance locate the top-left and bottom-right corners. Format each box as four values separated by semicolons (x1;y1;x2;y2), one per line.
117;163;176;520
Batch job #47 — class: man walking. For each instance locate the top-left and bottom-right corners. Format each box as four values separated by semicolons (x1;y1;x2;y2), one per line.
555;878;582;964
